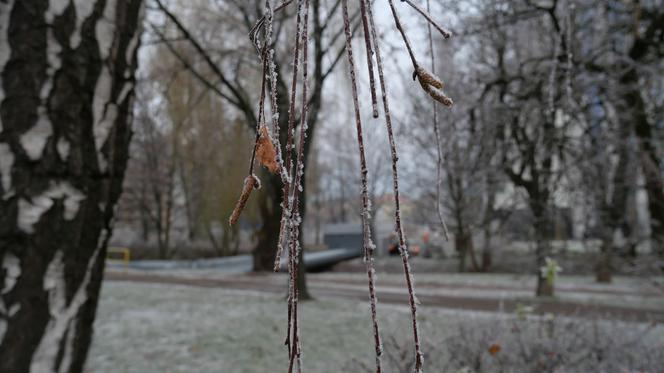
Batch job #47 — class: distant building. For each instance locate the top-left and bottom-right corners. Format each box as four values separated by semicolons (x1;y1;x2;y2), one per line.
323;223;363;253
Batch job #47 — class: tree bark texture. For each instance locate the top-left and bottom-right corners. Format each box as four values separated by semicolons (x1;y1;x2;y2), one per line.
0;0;143;372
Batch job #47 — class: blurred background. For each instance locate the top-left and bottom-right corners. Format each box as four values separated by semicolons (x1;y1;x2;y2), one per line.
1;0;662;372
93;0;664;371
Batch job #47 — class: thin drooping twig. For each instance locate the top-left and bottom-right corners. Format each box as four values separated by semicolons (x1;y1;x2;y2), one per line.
387;0;417;67
282;0;304;353
401;0;452;39
287;0;310;370
262;1;287;183
276;0;304;279
387;0;453;107
426;0;450;241
234;1;464;371
249;0;295;52
246;6;307;368
229;13;273;227
565;2;574;109
359;0;379;118
232;1;286;227
342;1;383;372
247;51;270;177
366;1;424;371
547;31;561;121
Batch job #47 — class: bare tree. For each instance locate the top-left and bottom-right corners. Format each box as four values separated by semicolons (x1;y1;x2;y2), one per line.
611;0;664;259
454;0;581;296
149;0;363;279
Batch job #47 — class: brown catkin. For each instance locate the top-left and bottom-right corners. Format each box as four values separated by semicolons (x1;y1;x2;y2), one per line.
422;84;454;107
229;175;260;226
415;66;444;89
415;66;453;107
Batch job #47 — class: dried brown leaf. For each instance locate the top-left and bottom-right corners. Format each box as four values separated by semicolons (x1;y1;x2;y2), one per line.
257;125;279;173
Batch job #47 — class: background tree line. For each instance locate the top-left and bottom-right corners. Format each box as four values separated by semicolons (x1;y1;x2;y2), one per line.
111;0;663;298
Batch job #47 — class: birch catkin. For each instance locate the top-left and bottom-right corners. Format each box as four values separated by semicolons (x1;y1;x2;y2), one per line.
415;66;454;107
228;175;260;226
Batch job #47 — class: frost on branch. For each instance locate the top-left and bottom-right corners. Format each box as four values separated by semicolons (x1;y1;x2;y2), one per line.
341;0;383;371
232;0;461;371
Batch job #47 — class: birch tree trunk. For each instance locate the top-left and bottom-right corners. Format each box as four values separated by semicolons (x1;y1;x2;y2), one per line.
0;0;143;372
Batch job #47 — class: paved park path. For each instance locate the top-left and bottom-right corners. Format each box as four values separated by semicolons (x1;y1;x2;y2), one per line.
105;270;664;323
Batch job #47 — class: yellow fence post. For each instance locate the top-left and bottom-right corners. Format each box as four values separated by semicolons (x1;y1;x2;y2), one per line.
107;247;131;266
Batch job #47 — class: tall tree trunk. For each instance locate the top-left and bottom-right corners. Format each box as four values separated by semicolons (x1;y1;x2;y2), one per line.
481;172;495;271
456;232;466;273
254;170;284;270
481;227;492;271
0;1;143;372
139;180;150;241
467;235;480;272
534;209;554;296
621;9;664;259
596;237;613;283
595;116;632;283
205;221;222;256
456;231;476;272
621;70;664;258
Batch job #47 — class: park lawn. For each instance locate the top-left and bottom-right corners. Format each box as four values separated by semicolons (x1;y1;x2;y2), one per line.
88;276;664;372
88;281;453;372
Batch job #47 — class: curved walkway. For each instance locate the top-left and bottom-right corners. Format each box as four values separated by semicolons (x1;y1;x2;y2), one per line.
105;271;664;323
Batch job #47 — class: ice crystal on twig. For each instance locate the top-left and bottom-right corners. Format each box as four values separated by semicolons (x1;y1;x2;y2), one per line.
286;0;310;370
401;0;452;39
233;1;463;371
425;0;450;241
342;1;383;371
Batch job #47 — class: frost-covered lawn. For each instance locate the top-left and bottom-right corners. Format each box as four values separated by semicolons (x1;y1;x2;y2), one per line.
88;280;664;372
88;282;453;372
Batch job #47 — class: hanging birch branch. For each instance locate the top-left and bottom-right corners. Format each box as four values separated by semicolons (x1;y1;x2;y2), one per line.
231;1;463;371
